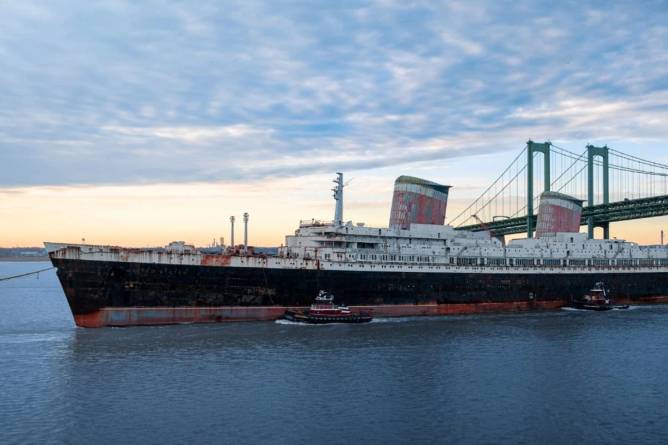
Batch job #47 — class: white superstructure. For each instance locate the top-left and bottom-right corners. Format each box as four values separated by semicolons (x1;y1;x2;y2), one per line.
280;220;668;268
277;173;667;269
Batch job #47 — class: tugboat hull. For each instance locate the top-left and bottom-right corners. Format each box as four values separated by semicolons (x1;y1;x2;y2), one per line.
569;302;614;311
283;310;372;324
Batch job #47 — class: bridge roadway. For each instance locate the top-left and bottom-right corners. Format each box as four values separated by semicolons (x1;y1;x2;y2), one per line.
455;195;668;237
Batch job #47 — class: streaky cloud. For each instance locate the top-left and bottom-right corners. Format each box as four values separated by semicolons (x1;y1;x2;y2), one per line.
0;0;666;187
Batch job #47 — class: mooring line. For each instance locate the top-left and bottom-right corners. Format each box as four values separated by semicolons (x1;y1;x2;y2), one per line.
0;267;55;282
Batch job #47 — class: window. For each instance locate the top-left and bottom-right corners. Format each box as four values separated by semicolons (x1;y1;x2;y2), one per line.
456;257;477;266
488;258;506;266
514;258;534;267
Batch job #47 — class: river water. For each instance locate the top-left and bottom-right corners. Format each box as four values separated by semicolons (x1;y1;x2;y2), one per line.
1;262;667;444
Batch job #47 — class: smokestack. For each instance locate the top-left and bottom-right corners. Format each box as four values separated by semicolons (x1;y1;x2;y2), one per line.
243;212;249;253
535;192;583;238
230;216;235;247
389;176;450;229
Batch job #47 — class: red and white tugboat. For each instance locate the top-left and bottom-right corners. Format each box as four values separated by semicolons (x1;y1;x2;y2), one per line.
283;291;373;324
568;282;629;311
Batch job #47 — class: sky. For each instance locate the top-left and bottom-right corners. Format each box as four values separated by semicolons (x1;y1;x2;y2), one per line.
1;0;667;247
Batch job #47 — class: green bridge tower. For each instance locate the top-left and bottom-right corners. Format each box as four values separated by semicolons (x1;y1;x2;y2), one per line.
587;144;610;239
526;140;551;238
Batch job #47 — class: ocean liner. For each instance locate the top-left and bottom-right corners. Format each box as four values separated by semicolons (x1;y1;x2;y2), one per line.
47;173;668;327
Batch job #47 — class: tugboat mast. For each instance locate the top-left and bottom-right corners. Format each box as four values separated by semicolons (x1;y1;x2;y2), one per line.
333;172;344;226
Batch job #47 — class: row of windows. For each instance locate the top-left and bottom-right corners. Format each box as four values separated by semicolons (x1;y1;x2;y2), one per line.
316;258;668;272
322;255;668;267
356;254;434;262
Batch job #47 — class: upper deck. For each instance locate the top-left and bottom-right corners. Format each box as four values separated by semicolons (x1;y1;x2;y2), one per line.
281;220;668;265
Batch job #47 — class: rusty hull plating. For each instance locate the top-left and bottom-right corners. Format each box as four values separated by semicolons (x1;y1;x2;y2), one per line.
50;251;668;328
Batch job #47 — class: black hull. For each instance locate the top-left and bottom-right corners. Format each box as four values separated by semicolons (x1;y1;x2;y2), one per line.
50;257;668;326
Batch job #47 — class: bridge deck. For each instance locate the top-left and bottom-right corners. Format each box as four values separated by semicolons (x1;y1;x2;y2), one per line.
455;195;668;236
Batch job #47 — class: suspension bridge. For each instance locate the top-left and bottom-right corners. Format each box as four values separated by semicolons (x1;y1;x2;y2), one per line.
450;141;668;239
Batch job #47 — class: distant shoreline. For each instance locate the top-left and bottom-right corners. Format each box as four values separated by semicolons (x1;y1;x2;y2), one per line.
0;256;50;262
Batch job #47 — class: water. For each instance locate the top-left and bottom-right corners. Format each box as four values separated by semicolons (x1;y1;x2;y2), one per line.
2;262;668;444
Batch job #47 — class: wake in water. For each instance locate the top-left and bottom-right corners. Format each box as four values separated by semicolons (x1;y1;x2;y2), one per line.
275;318;382;326
561;306;637;312
276;316;451;325
274;319;325;326
370;316;448;323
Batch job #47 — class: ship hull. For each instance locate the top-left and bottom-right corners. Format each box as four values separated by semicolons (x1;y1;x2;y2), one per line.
51;257;668;327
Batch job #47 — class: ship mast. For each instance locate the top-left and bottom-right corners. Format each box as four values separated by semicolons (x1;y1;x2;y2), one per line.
332;172;344;226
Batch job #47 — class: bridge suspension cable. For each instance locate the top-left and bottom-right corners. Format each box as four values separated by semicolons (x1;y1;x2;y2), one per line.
451;141;668;230
449;146;528;227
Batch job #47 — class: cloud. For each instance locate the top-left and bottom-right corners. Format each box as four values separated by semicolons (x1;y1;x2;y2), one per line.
509;92;668;142
440;31;484;55
102;124;271;143
0;0;666;188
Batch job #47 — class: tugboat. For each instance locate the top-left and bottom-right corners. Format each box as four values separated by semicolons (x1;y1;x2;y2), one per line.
283;291;373;324
568;282;629;311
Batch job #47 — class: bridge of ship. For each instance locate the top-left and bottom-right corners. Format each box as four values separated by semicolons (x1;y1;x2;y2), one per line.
449;142;668;239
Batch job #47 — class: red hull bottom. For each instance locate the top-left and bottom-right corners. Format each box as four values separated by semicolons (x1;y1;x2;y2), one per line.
72;297;668;328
